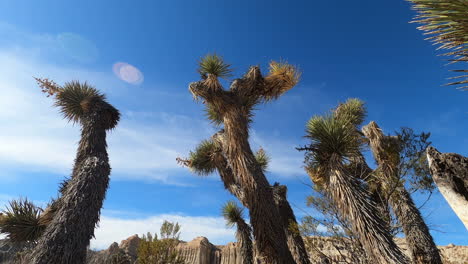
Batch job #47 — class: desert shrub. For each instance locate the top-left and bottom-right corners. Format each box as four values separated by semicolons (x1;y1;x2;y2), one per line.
137;221;185;264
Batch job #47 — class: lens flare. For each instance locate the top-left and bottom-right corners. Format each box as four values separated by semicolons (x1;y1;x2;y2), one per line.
112;62;144;85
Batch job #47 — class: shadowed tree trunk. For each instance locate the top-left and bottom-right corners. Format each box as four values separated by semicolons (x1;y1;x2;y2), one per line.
25;80;120;264
189;58;299;263
426;146;468;229
213;132;310;264
222;201;254;264
362;121;442;264
272;183;311;264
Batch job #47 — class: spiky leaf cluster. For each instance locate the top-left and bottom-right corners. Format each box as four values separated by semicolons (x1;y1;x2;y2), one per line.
55;81;106;123
306;115;362;169
188;140;219;176
0;198;45;243
221;201;245;228
205;103;223;126
333;98;366;127
254;148;270;173
409;0;468;90
197;54;233;79
263;61;301;101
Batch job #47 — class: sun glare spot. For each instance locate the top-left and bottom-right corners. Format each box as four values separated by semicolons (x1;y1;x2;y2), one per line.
112;62;144;85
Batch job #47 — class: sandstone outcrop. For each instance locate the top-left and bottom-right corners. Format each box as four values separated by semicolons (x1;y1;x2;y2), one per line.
0;236;466;263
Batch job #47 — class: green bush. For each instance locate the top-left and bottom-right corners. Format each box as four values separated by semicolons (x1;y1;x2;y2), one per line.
137;221;185;264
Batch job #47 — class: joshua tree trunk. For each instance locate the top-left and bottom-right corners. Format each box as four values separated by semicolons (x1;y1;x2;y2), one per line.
363;121;442;264
211;131;309;263
189;62;298;263
272;183;311;264
426;146;468;229
25;81;119;264
220;110;294;263
27;114;110;263
321;161;408;264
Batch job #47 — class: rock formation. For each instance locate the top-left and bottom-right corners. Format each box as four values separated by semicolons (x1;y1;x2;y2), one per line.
426;147;468;229
0;235;466;263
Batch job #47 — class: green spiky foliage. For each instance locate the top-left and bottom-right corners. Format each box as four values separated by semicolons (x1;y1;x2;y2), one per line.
0;199;45;243
197;54;233;79
262;61;302;101
187;140;220;176
333;98;367;127
222;201;245;227
305;115;362;176
35;78;119;129
408;0;468;90
254;148;270;173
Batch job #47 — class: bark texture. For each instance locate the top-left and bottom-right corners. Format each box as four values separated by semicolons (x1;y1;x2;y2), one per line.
212;131;310;264
272;183;311;264
234;220;254;264
189;68;296;263
322;164;408;264
363;121;442;264
25;98;118;264
426;146;468;229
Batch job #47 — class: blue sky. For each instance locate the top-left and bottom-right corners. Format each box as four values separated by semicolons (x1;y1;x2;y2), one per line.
0;0;466;249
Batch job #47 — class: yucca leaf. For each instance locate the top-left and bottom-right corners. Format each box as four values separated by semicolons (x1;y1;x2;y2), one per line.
198;54;233;79
188;140;219;176
408;0;468;90
221;200;245;228
0;198;45;243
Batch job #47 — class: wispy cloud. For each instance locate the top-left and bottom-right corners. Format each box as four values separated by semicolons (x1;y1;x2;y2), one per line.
0;49;210;184
0;24;309;186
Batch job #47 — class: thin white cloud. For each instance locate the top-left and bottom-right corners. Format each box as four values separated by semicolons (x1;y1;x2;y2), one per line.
0;49;210;183
92;213;234;250
0;24;307;184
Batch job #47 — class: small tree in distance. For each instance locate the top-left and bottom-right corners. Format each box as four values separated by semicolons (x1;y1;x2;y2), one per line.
137;220;185;264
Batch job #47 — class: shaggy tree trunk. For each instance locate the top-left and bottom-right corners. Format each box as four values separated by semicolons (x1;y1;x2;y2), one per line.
325;165;408;264
427;146;468;229
26;111;111;263
235;220;254;264
220;111;295;263
362;122;442;264
272;184;311;264
214;131;310;263
390;186;442;263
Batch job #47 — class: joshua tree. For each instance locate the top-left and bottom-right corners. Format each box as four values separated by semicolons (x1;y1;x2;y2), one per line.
408;0;468;90
221;201;254;264
187;54;300;263
362;122;442;264
300;99;408;263
24;78;120;264
178;131;311;264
